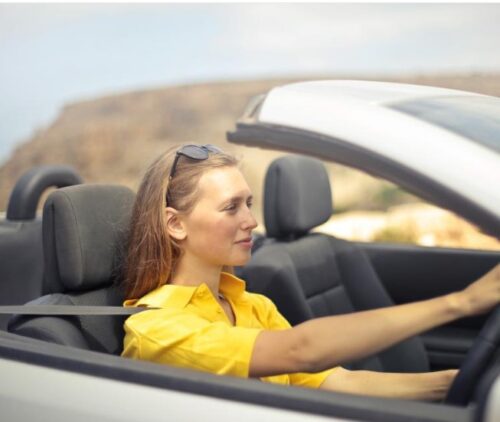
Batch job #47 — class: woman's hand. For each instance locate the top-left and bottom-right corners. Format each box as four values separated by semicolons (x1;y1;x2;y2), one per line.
320;367;458;401
455;263;500;317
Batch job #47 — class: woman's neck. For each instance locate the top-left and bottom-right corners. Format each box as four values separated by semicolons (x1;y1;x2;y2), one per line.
171;253;223;297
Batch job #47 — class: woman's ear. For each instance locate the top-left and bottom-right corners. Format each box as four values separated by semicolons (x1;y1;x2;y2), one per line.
165;207;187;241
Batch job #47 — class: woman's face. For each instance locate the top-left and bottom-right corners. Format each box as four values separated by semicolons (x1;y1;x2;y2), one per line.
179;166;258;268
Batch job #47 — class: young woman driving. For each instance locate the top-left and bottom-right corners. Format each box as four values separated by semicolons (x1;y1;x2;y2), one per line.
122;144;500;400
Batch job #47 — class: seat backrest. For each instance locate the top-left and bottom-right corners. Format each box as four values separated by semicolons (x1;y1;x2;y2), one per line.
8;184;135;354
241;155;429;372
0;165;82;330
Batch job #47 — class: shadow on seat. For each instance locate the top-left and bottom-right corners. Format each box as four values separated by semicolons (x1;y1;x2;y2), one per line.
241;155;430;372
8;184;135;355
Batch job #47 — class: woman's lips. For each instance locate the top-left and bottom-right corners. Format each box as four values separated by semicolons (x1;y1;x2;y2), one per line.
235;237;253;248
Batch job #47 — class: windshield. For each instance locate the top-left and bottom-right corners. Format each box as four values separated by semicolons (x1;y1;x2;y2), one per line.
389;95;500;153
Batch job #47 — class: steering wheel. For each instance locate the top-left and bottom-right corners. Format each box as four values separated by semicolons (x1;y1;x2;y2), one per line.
445;305;500;406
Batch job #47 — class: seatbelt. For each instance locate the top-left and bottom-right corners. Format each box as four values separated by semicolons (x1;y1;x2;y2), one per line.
0;305;153;316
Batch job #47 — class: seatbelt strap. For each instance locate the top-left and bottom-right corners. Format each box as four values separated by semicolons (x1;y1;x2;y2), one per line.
0;305;154;316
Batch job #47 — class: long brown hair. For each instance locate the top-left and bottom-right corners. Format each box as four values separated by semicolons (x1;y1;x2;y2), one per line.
123;144;239;299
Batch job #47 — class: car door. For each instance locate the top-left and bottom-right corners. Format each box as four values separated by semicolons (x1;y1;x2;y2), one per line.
359;242;500;370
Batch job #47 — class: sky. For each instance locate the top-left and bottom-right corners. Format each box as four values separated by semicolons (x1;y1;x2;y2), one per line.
1;2;500;164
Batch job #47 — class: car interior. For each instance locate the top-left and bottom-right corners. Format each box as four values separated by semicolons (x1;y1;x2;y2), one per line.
239;155;429;373
0;165;82;330
7;183;135;353
0;154;499;420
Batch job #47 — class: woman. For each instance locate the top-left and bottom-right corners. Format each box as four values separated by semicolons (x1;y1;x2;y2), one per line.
122;144;500;400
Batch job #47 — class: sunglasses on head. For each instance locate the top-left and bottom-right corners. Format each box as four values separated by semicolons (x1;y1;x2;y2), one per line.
169;144;222;180
166;144;222;204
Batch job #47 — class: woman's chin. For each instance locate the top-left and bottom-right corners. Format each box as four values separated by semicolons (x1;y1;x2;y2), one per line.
227;253;252;268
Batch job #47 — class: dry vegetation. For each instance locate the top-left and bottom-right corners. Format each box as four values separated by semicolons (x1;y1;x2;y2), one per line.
1;73;499;250
317;203;500;251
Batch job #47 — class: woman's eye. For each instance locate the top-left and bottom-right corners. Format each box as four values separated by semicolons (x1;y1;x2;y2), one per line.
247;200;253;208
224;204;237;212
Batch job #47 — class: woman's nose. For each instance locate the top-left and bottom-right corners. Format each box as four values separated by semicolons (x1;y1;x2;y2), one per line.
242;209;258;230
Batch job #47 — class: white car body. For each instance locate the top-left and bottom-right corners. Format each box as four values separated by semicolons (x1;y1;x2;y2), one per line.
1;80;499;422
258;81;499;217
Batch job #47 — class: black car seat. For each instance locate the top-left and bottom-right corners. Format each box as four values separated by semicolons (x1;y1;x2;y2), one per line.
8;184;135;354
241;155;430;372
0;166;82;330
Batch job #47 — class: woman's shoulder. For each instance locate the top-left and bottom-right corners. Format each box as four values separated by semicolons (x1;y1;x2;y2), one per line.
125;283;197;309
243;290;280;313
222;272;277;310
123;305;211;343
123;284;201;332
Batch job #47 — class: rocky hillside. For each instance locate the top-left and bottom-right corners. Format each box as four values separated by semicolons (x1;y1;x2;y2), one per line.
1;73;500;228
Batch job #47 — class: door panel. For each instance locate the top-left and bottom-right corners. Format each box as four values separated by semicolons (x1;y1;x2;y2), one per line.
358;242;500;369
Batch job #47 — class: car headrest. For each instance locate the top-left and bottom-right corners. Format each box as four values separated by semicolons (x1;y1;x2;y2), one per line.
264;155;333;239
42;184;136;294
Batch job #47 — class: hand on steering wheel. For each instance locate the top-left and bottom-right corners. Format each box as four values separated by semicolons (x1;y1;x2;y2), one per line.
445;305;500;406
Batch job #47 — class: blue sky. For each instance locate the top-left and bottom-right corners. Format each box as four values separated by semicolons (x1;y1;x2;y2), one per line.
1;3;500;164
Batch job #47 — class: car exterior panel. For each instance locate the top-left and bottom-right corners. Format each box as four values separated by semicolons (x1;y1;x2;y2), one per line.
255;81;500;219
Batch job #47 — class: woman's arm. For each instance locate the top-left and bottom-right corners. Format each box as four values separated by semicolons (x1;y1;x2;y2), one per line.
249;263;500;377
320;367;458;401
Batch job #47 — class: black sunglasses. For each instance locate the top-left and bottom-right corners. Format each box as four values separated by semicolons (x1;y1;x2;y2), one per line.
166;144;222;204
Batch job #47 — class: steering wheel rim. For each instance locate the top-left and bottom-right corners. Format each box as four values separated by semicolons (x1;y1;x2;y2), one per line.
445;305;500;406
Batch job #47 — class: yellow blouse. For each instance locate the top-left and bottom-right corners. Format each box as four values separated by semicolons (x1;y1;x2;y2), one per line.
122;272;334;388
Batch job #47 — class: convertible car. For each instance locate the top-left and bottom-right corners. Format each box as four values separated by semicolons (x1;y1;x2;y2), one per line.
0;80;499;422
